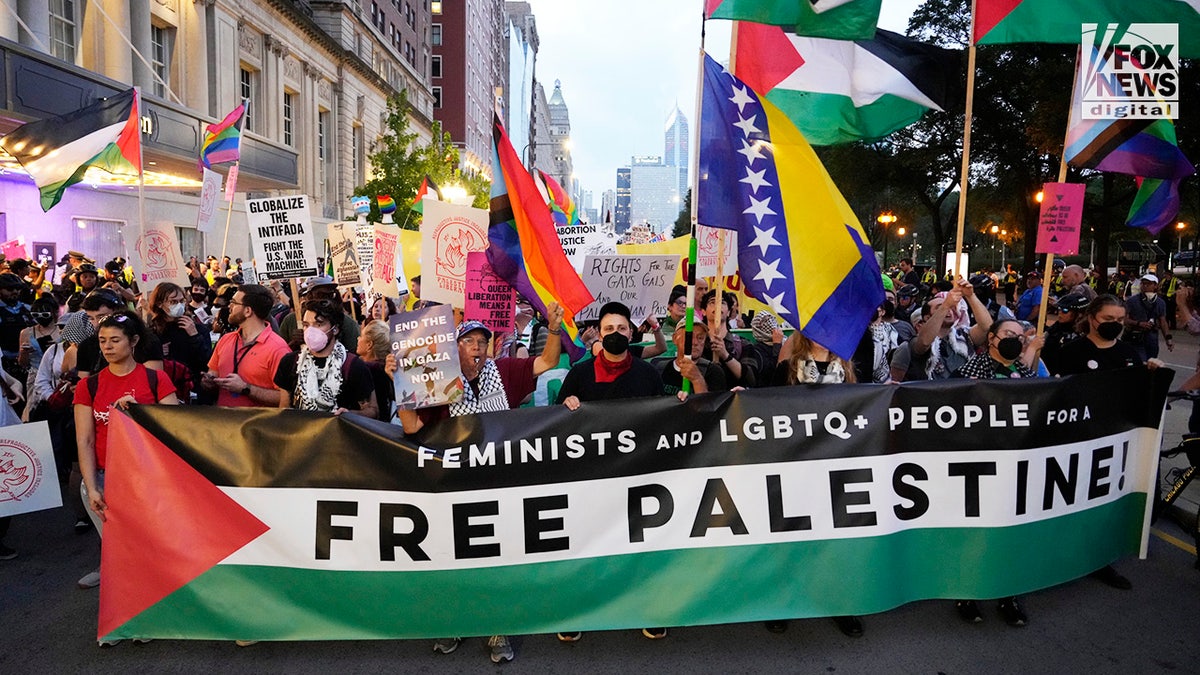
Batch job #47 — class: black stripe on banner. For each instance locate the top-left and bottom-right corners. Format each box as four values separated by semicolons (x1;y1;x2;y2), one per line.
854;29;964;111
0;89;136;162
127;367;1171;493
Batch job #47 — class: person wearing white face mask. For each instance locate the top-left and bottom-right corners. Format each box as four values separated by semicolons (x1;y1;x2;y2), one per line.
1123;273;1172;361
274;298;378;417
146;282;212;400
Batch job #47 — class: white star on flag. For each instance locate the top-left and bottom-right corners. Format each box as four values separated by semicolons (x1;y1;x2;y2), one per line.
743;194;777;224
737;139;765;165
729;85;755;114
733;113;761;136
763;291;791;315
752;258;785;289
739;167;771;194
748;225;780;255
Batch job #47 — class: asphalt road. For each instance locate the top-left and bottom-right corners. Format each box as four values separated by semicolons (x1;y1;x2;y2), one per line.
3;334;1200;674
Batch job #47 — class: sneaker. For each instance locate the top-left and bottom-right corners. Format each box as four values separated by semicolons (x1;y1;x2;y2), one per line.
1089;564;1132;590
833;615;863;638
764;620;788;633
0;543;16;561
955;600;983;624
98;639;122;648
77;569;101;589
641;627;667;640
74;519;92;534
997;597;1027;627
432;637;462;654
234;640;259;647
487;635;514;663
556;632;582;642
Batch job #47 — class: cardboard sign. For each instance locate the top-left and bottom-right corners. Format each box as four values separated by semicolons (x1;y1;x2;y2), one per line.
389;305;464;410
224;164;239;202
420;199;489;306
1;238;27;262
246;195;320;280
326;222;361;287
1035;183;1085;256
196;167;222;234
132;223;188;290
356;221;375;288
557;221;616;273
0;421;60;518
696;225;738;276
373;224;402;296
577;254;680;325
32;242;56;270
464;251;515;334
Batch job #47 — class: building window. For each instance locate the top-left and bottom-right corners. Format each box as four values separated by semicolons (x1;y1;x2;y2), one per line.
150;24;172;98
72;218;125;263
431;23;442;46
431;0;442;14
282;92;295;146
318;111;328;163
49;0;77;62
177;226;204;261
240;67;257;132
431;55;442;78
352;125;365;187
432;86;442;109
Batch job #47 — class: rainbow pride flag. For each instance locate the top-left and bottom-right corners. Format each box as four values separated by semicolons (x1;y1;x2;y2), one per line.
488;114;593;351
537;170;579;226
199;104;245;170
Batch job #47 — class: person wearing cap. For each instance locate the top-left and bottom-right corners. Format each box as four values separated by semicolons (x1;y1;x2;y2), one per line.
1124;273;1172;360
274;297;376;417
969;273;1016;323
0;272;33;387
895;284;920;322
277;276;359;351
1014;270;1044;322
1061;264;1097;302
65;263;103;310
1042;293;1091;375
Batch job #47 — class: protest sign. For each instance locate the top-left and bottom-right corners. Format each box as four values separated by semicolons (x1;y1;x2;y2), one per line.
696;225;738;276
577;254;679;325
1036;182;1085;256
420;199;489;306
326;222;361;287
32;242;55;271
246;195;320;280
102;367;1167;641
464;251;515;334
388;305;464;410
0;421;60;518
1;238;27;261
356;223;375;289
132;223;188;290
556;220;616;273
372;224;402;296
224;164;239;202
196;168;222;234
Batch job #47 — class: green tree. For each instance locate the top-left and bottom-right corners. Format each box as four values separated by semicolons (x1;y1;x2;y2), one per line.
672;189;693;238
354;91;490;229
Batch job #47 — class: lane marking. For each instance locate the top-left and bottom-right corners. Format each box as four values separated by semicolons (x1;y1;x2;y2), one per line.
1152;527;1198;555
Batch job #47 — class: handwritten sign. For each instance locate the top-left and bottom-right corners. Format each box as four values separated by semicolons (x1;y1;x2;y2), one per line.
356;221;375;288
420;199;489;306
1035;182;1085;256
696;225;738;276
326;222;361;287
246;195;320;280
196;167;222;234
389;305;464;410
557;221;616;273
373;224;401;296
132;223;188;290
464;252;515;334
577;254;679;325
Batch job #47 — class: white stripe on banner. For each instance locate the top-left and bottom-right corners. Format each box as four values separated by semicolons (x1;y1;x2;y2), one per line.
220;429;1157;572
22;122;129;186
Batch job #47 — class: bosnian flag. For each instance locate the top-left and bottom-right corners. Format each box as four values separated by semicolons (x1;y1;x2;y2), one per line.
733;23;960;146
0;89;141;212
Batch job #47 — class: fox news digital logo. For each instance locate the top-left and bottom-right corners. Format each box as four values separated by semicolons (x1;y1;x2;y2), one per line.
1080;23;1178;120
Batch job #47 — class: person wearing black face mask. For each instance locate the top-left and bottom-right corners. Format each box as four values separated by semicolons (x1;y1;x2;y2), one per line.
1055;294;1163;376
557;302;664;411
956;319;1037;379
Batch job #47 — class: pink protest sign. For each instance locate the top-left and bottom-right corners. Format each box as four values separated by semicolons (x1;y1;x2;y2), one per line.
1;239;27;261
464;251;515;334
1035;183;1085;256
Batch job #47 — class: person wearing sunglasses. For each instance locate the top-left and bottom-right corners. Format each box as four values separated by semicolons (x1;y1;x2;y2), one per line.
17;297;59;419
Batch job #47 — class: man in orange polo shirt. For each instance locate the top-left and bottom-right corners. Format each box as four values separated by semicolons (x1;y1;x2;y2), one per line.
203;284;291;406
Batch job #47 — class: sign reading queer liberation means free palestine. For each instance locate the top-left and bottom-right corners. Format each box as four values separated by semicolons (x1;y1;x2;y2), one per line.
246;195;320;280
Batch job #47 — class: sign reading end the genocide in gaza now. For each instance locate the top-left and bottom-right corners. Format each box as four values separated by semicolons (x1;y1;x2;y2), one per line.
246;195;320;280
389;304;464;410
1035;183;1086;256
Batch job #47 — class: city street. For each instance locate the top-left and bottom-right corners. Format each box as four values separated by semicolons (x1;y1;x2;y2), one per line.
2;335;1199;674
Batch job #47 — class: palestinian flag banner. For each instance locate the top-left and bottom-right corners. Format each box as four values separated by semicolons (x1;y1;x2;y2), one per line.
410;175;443;214
733;23;961;146
707;0;882;40
0;88;140;212
99;368;1168;641
974;0;1200;58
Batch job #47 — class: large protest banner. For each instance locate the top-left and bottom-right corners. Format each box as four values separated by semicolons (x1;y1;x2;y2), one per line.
326;222;361;287
246;195;320;280
419;199;489;306
132;223;188;290
389;305;464;410
97;368;1169;641
577;254;678;325
464;251;515;334
0;421;59;517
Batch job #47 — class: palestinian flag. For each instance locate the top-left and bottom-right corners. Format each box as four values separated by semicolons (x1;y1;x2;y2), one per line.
733;23;961;145
410;175;443;214
0;89;140;212
707;0;881;40
974;0;1200;58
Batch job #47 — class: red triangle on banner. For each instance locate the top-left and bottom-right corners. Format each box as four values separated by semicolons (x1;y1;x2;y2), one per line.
98;411;269;638
733;21;806;95
973;0;1023;44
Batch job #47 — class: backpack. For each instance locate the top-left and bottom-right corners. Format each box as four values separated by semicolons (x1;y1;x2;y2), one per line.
87;366;160;400
161;359;193;402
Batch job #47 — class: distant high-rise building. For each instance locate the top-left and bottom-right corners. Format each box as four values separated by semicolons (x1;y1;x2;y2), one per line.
630;156;679;231
615;167;632;233
664;106;689;200
546;80;574;189
601;190;617;224
432;0;503;179
531;82;554;172
503;3;538;165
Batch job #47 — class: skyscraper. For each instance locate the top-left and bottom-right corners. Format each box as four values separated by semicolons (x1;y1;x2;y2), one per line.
431;0;504;179
629;155;679;231
615;167;632;233
546;80;574;189
664;106;689;201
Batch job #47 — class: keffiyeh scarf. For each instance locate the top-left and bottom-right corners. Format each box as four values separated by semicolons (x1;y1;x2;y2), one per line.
293;342;348;412
448;358;508;417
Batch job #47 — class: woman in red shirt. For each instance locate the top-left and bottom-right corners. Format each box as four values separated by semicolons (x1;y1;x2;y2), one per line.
74;311;178;595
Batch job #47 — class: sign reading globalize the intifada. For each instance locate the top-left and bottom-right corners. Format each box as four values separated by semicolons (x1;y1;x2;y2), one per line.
97;368;1169;642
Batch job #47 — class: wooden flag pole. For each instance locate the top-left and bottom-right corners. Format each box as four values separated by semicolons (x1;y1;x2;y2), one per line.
218;99;249;272
951;0;980;281
134;88;147;281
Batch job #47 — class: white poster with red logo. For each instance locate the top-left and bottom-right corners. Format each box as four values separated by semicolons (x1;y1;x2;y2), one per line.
133;223;189;290
0;420;60;517
696;225;738;277
196;168;222;234
372;224;402;297
419;199;489;307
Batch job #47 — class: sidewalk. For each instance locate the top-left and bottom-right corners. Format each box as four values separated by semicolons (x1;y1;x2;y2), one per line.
1156;329;1200;535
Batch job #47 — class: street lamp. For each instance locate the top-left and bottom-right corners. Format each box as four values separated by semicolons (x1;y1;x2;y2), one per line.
877;212;897;266
1176;220;1186;257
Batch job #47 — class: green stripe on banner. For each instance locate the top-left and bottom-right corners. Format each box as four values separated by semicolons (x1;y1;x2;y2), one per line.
106;494;1145;640
763;89;930;146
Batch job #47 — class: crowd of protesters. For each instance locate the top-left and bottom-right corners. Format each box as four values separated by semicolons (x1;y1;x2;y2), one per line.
0;248;1185;662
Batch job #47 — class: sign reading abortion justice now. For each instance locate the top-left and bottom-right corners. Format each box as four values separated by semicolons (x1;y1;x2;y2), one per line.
245;195;320;280
96;367;1169;642
388;304;463;410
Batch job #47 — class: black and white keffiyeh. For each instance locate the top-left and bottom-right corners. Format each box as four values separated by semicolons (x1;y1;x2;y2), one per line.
293;341;348;412
796;357;847;384
448;358;508;417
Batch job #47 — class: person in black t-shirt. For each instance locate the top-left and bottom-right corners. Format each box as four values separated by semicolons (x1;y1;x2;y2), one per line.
274;298;377;417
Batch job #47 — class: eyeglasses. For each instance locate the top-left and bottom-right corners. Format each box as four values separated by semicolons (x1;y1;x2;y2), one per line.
672;299;687;307
458;336;489;347
31;311;54;319
995;330;1024;339
227;300;244;307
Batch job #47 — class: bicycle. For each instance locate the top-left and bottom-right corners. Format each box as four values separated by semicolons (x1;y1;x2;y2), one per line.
1156;391;1200;570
